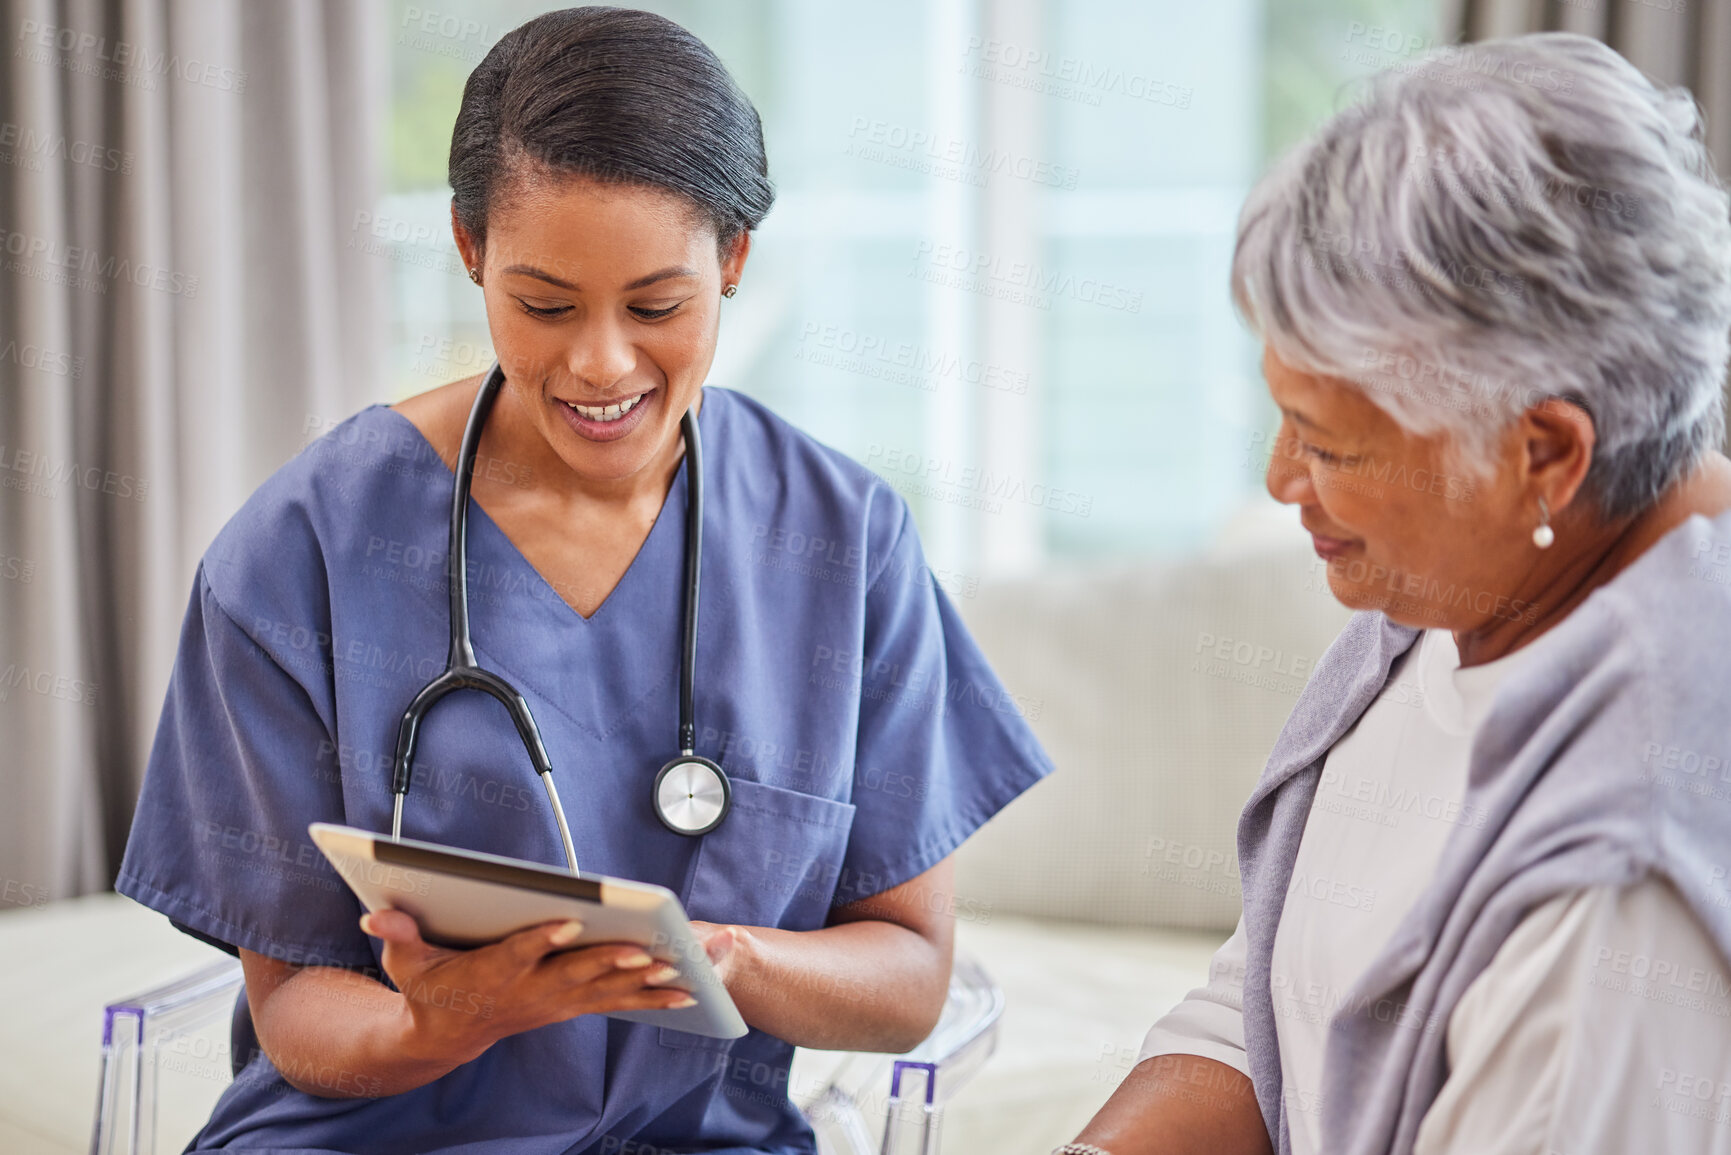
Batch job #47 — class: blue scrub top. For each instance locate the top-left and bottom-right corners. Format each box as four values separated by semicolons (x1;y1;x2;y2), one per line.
116;386;1053;1155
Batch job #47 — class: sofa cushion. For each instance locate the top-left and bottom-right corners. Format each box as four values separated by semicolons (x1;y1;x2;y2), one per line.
951;525;1351;932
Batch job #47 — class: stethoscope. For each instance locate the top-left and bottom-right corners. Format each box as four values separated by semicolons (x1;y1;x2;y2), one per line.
387;362;732;875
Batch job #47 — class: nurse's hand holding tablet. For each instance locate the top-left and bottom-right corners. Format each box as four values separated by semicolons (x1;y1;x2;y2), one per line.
114;8;1052;1153
351;910;685;1083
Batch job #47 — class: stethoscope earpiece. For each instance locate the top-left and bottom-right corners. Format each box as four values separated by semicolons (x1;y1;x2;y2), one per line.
653;755;732;836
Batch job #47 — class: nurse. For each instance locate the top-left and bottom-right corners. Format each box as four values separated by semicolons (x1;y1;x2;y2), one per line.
115;8;1052;1153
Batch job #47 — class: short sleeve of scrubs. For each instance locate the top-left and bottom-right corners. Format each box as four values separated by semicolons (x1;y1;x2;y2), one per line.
830;501;1052;906
115;567;372;971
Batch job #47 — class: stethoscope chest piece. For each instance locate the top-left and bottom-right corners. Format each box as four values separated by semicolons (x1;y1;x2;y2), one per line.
654;755;731;836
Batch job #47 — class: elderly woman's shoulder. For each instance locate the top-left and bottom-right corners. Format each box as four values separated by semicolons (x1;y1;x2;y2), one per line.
1620;508;1731;621
1586;509;1731;729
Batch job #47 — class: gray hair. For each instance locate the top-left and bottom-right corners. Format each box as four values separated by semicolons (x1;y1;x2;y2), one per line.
1232;32;1731;520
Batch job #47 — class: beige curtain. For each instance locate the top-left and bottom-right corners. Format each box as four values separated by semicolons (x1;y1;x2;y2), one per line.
0;0;384;905
1459;0;1731;169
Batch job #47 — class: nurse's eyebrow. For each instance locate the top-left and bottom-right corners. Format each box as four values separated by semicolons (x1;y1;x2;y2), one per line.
500;264;699;291
623;265;699;290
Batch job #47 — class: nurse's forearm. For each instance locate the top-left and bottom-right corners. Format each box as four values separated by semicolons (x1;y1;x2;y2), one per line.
1071;1053;1273;1155
240;920;689;1099
724;919;950;1051
241;957;471;1098
710;856;958;1051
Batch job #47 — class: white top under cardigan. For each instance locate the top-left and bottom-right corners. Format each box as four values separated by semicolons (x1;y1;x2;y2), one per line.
1141;628;1731;1155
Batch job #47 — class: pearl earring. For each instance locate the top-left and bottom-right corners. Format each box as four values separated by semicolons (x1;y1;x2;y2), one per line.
1533;497;1555;549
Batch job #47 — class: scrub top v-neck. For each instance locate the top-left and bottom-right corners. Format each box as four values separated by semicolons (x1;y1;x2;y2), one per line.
452;404;684;627
117;385;1054;1155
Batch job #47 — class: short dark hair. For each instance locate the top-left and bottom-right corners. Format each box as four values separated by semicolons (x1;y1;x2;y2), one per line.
448;7;775;255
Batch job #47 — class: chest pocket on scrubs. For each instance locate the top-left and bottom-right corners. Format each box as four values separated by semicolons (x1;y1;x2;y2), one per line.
660;777;856;1052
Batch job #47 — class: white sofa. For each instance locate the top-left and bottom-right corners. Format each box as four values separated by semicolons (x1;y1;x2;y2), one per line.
0;507;1350;1155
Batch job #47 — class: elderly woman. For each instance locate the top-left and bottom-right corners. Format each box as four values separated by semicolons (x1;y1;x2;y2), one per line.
1059;33;1731;1155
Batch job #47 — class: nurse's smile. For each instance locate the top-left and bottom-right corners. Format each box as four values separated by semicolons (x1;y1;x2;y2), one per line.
556;386;656;442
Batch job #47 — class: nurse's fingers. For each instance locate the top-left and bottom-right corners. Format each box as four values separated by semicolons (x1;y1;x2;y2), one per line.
481;918;599;979
584;976;700;1015
363;909;471;1000
533;941;659;992
362;908;456;981
361;908;448;961
539;961;698;1018
693;923;742;983
586;974;701;1013
360;909;423;945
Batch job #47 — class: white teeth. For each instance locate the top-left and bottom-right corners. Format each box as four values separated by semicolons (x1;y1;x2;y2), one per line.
569;393;645;422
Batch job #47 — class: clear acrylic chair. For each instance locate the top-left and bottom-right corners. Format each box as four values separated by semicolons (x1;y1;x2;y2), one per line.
90;952;1004;1155
793;954;1005;1155
89;958;248;1155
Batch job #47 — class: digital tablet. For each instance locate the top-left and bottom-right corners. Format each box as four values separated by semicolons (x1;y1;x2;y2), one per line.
308;823;747;1039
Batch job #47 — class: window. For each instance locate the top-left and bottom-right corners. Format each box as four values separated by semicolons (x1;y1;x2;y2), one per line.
380;0;1442;575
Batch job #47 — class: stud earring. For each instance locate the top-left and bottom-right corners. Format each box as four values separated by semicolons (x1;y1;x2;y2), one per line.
722;284;738;298
467;267;481;285
1533;497;1554;549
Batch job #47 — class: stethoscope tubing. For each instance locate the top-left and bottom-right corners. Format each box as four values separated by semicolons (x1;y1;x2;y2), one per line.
386;362;719;874
388;363;575;871
677;384;703;757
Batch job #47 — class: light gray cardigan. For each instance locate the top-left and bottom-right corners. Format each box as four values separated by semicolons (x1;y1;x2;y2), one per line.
1237;510;1731;1155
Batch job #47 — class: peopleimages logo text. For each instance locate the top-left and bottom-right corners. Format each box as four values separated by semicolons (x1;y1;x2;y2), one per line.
16;19;247;92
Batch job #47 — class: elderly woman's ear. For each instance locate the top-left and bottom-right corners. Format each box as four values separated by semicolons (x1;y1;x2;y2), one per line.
1517;397;1597;522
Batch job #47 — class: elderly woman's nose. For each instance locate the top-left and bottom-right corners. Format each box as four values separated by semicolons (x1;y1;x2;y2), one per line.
1265;435;1313;505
